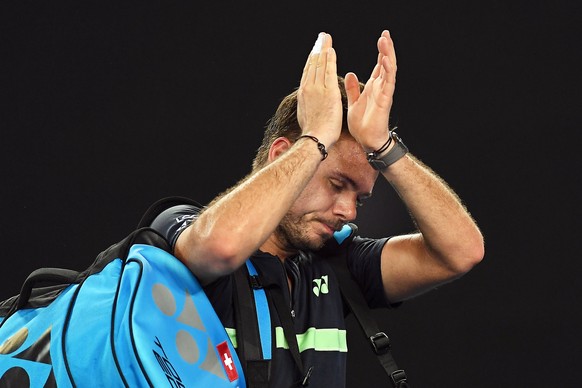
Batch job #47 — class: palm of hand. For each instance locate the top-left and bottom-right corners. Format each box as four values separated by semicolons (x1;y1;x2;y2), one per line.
345;31;397;151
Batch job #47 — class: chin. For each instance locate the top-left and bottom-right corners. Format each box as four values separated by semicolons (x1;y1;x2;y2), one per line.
277;219;332;252
290;233;327;252
306;233;331;251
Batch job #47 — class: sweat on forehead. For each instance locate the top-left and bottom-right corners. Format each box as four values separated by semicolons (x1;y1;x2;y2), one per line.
333;134;366;158
328;136;378;184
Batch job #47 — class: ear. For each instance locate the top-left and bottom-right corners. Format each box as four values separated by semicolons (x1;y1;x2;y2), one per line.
268;137;293;163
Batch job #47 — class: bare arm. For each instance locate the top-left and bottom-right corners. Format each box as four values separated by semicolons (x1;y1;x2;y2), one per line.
175;33;343;284
345;30;484;302
379;155;484;302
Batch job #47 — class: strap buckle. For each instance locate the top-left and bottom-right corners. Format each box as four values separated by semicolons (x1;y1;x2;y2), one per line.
249;275;262;289
390;369;408;387
369;332;391;355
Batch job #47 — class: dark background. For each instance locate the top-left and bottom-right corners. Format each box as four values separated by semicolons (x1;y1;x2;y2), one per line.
1;1;580;386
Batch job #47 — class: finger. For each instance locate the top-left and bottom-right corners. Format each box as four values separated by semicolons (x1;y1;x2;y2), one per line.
301;33;324;86
344;72;361;108
305;32;325;84
382;55;396;87
377;39;389;81
379;33;397;86
370;39;386;81
370;54;382;80
312;32;326;54
300;51;312;86
377;32;397;85
314;33;332;83
378;50;386;82
324;47;338;88
380;30;397;69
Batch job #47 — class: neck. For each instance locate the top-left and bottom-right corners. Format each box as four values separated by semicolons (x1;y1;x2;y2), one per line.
260;234;297;261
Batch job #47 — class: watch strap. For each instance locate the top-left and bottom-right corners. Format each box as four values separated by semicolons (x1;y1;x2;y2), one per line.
367;131;408;170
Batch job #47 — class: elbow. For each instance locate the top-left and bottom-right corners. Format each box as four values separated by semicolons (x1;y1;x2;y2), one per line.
197;233;245;273
177;225;246;277
450;232;485;275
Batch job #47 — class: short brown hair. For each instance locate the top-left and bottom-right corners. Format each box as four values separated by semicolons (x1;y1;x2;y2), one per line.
251;76;363;171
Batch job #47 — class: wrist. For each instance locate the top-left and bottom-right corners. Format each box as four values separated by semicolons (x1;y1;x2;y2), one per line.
297;135;328;161
364;132;393;155
367;130;408;171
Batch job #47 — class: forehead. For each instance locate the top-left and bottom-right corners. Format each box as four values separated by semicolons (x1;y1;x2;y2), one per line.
324;136;378;194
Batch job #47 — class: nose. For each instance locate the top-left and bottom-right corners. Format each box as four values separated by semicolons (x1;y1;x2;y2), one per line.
332;194;357;223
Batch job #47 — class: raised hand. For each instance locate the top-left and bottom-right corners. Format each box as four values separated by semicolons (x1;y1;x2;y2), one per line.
297;32;343;150
345;30;397;152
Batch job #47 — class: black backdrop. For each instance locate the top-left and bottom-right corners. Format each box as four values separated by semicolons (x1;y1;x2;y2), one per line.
1;1;580;386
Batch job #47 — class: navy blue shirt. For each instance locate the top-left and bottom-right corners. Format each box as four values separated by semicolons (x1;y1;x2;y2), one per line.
151;204;392;387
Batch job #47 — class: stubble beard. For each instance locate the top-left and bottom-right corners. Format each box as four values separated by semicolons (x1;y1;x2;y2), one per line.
275;213;329;252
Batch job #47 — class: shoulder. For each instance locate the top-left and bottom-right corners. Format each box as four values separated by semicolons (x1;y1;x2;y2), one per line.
318;223;389;258
149;201;203;249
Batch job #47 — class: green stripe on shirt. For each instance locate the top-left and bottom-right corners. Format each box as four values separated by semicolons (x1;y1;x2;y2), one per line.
226;326;347;353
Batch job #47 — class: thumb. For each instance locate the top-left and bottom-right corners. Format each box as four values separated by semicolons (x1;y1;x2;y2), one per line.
344;72;361;108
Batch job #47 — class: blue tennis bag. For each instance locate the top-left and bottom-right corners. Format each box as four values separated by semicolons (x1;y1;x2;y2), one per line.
0;228;245;387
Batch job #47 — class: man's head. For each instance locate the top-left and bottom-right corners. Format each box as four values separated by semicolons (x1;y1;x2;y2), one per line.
254;77;377;254
272;133;378;252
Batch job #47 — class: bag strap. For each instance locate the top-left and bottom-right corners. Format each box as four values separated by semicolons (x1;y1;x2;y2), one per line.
233;261;272;388
0;267;80;327
329;256;409;387
327;226;409;388
245;261;272;359
234;260;312;387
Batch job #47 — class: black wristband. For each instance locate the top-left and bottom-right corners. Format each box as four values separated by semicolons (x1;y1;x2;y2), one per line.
372;133;394;155
367;131;408;171
298;135;328;160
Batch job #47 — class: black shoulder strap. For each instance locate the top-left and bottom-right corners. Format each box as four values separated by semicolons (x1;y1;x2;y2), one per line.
327;255;409;388
1;196;191;328
323;223;409;388
0;226;170;328
0;268;80;327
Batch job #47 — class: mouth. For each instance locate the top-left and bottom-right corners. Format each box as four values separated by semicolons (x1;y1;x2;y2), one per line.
321;223;334;235
319;221;343;236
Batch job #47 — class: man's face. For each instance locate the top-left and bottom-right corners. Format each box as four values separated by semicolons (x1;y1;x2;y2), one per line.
276;135;378;251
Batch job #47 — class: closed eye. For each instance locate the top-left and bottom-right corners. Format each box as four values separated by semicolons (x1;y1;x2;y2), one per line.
331;179;366;208
330;180;343;192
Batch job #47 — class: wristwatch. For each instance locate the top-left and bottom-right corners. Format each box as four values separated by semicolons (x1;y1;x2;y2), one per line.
367;131;409;171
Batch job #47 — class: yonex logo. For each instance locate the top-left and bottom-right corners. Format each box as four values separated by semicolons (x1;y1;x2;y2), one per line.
0;326;54;386
312;275;329;297
151;283;239;382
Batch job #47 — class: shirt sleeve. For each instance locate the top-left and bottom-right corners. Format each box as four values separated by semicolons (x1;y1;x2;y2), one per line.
347;236;401;309
149;204;201;251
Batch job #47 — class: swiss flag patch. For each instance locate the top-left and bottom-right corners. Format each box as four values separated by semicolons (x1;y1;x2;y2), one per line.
216;341;238;382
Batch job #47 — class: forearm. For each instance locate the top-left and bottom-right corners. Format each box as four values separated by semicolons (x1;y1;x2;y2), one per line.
176;139;322;281
383;154;484;273
176;33;341;283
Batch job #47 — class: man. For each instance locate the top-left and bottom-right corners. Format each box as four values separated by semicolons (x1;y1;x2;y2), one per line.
151;31;484;386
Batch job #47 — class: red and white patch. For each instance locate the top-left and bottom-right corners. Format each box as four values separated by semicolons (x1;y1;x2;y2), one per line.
216;341;238;382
